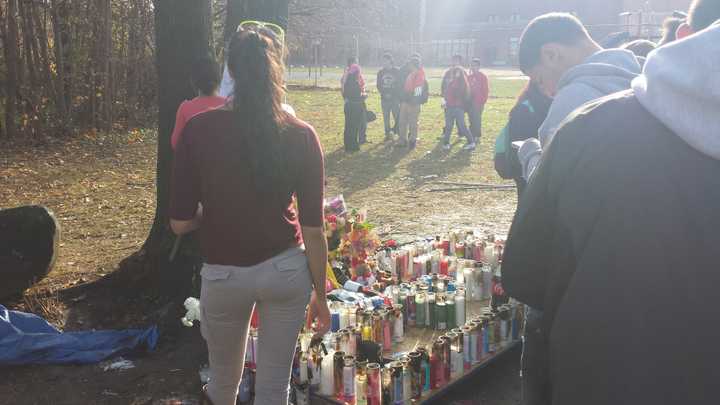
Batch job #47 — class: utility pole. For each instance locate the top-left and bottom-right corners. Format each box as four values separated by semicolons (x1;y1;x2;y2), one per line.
419;0;427;47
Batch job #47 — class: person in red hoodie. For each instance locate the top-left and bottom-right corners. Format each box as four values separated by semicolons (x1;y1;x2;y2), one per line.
171;57;227;150
467;57;489;144
441;65;474;151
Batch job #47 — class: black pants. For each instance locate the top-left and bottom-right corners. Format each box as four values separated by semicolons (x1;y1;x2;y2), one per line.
381;97;400;136
521;307;551;405
344;100;367;151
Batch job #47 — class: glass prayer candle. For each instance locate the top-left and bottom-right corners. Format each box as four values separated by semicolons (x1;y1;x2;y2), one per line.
446;292;456;329
435;295;447;330
393;305;404;343
427;293;436;329
415;292;426;327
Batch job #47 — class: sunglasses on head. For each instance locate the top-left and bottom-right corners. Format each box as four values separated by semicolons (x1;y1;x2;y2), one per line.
238;20;285;45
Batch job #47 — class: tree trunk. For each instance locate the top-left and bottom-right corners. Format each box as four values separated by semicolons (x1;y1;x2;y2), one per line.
50;0;71;113
4;0;19;138
135;0;212;302
18;0;38;96
101;0;113;132
126;0;140;125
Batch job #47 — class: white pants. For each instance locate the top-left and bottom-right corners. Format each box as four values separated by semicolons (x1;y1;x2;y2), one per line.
200;247;313;405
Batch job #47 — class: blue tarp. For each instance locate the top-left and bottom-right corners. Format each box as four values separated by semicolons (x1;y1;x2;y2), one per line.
0;304;158;365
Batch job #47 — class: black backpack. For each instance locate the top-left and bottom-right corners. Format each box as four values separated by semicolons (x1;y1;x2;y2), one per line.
419;80;430;104
494;100;536;180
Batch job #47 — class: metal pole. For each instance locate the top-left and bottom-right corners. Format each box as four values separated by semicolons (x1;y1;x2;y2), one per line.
354;34;360;64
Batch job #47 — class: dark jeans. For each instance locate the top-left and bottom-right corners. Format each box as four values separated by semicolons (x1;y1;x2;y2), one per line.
468;103;484;141
344;100;367;151
442;106;473;145
381;97;400;136
521;307;551;405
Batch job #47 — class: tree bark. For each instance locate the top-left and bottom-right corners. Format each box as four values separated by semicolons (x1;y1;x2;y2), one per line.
126;0;141;124
100;0;113;132
136;0;212;301
50;0;71;113
4;0;19;138
32;0;67;125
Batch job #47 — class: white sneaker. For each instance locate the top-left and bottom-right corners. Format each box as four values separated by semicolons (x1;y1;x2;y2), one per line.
463;143;476;151
442;143;451;151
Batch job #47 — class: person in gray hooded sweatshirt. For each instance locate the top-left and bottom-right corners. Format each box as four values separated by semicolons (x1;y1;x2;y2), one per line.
502;19;720;405
515;13;642;181
509;13;643;405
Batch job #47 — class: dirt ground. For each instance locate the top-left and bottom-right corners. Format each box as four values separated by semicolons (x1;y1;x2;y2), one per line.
0;79;524;404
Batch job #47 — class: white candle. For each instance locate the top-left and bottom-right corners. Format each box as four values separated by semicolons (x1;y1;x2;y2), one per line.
455;293;466;326
393;310;404;342
473;270;483;301
339;309;348;330
484;244;495;264
348;308;357;328
310;355;322;389
300;355;308;384
463;268;474;300
320;350;335;396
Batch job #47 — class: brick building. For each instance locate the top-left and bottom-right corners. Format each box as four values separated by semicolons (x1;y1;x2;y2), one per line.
415;0;690;66
288;0;690;67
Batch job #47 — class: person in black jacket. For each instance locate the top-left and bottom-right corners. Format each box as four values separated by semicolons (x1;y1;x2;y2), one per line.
377;53;401;141
503;20;720;405
341;58;367;152
506;82;552;197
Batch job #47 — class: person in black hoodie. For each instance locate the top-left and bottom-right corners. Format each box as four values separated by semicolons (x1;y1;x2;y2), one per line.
341;58;367;152
502;17;720;405
506;81;552;197
377;53;402;141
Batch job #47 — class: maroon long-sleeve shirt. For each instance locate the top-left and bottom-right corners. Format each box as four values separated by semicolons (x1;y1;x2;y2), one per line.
170;109;325;266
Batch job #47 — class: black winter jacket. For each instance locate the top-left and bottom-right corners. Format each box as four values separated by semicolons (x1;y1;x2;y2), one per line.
503;91;720;405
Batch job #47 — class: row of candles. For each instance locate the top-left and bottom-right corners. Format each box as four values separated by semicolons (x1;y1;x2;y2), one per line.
331;268;497;342
294;302;525;405
376;232;502;284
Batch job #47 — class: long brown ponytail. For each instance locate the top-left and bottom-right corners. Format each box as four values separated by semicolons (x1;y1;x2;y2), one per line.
227;29;291;200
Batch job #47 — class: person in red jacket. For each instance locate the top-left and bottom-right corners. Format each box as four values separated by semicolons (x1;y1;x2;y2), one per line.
441;61;474;151
171;57;227;150
467;58;489;143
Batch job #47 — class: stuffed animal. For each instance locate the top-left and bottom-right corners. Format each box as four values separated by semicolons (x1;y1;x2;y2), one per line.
181;297;201;327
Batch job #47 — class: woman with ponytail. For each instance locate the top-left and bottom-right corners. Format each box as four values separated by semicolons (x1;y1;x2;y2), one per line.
169;29;330;405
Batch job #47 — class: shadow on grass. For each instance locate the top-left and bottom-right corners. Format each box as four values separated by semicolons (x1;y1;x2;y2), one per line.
324;141;410;198
405;138;474;188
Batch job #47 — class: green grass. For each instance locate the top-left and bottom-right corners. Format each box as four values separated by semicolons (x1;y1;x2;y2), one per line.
286;74;526;238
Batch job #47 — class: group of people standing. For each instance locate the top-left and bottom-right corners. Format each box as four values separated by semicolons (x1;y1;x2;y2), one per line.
343;51;489;153
342;53;428;151
440;54;489;151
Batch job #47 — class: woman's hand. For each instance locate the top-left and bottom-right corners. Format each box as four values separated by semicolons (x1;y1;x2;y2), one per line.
307;290;331;339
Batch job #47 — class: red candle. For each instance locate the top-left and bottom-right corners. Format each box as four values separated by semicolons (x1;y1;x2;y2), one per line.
440;258;449;276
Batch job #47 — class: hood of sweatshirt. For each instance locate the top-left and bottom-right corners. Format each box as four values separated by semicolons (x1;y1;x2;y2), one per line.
633;22;720;161
558;48;642;95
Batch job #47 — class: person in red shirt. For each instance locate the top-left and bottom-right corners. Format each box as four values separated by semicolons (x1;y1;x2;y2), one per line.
468;58;490;144
170;30;330;405
441;59;474;151
170;57;227;150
